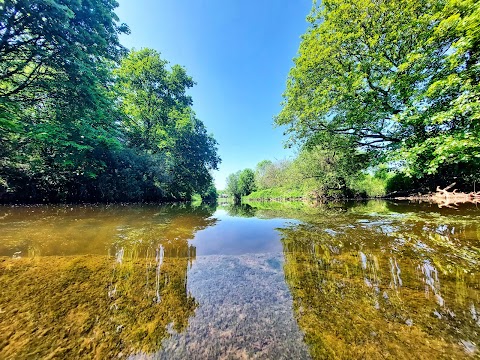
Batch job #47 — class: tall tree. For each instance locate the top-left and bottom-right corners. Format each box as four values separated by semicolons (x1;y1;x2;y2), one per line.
276;0;480;183
166;108;220;198
0;0;129;201
114;48;194;152
238;168;256;196
254;159;292;190
225;168;257;203
115;49;220;200
226;171;241;203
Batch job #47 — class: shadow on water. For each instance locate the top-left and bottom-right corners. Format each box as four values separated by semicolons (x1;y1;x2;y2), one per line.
268;200;480;359
0;203;217;358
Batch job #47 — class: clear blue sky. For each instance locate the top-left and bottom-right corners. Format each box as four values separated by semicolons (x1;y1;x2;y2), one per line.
116;0;312;189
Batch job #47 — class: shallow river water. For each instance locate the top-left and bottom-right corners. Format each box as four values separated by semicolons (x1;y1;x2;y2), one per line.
0;201;479;359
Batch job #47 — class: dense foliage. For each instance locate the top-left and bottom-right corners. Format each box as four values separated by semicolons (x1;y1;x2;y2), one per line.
276;0;480;191
0;1;219;203
225;169;256;202
232;151;385;202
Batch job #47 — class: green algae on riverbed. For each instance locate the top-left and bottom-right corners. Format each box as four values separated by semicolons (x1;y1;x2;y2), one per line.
281;208;480;359
0;254;196;359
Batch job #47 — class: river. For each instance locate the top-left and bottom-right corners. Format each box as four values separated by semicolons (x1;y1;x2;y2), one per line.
0;201;478;359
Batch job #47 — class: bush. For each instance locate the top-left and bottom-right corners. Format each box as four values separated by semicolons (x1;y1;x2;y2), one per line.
350;174;388;198
385;173;415;194
201;185;217;203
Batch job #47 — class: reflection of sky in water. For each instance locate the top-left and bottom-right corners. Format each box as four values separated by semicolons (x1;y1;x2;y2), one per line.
190;209;296;256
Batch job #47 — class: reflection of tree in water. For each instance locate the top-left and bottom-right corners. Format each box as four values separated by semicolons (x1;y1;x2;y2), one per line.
112;203;217;256
222;203;257;217
280;203;480;359
0;204;217;359
0;203;218;257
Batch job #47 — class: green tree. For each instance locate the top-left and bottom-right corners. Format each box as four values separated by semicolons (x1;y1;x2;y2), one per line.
0;0;128;101
114;48;194;152
400;0;480;180
201;184;218;203
226;171;241;203
0;0;128;201
238;168;256;196
225;168;257;203
115;49;220;200
166;109;220;199
290;145;367;198
254;159;292;190
254;160;273;190
276;0;480;187
0;3;220;203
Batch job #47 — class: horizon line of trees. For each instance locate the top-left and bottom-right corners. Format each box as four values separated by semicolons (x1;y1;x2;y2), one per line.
0;0;220;203
225;152;385;202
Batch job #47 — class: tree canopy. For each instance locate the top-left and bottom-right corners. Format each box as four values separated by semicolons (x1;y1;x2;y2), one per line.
276;0;480;187
225;169;256;202
0;1;220;203
115;49;220;200
0;0;128;101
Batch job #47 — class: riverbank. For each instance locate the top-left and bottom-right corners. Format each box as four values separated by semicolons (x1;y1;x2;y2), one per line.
243;187;347;203
392;184;480;208
242;183;480;209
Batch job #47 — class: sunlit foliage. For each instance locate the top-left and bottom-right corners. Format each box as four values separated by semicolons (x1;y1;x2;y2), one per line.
225;169;257;203
276;0;480;189
0;2;219;203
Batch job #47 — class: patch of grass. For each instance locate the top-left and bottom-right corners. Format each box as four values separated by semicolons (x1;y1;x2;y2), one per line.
244;187;304;200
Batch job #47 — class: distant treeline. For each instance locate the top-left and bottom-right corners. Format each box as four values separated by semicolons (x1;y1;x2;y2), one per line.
227;0;479;201
226;157;389;201
0;0;219;203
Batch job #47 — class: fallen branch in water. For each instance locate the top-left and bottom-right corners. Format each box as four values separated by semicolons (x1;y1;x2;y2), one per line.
396;183;480;208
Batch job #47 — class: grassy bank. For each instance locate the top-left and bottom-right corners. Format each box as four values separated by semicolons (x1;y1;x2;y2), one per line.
243;174;389;202
243;187;305;202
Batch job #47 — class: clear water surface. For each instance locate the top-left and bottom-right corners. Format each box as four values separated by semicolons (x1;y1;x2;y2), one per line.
0;201;479;359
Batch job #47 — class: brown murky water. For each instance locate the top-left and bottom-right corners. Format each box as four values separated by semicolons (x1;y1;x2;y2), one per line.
0;201;479;359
